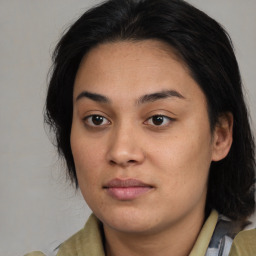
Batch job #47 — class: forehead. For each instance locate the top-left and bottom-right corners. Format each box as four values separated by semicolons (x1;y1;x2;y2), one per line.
74;40;205;105
77;40;186;80
81;39;183;66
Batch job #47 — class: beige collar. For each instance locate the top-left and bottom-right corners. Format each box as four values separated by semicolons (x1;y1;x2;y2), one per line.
57;210;218;256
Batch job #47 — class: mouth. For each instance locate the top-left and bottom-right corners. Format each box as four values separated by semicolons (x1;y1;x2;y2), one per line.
103;178;154;201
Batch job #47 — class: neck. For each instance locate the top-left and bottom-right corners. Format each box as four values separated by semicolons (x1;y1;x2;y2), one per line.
103;208;205;256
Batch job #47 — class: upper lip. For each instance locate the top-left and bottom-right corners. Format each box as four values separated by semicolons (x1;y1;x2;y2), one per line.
103;178;153;188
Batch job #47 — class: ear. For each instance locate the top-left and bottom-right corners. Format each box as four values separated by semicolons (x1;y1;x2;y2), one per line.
211;112;233;162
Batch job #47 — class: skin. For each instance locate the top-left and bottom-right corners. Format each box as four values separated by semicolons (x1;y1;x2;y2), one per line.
71;40;233;256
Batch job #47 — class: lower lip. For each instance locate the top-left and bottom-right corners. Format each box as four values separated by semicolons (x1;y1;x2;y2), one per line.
105;187;152;200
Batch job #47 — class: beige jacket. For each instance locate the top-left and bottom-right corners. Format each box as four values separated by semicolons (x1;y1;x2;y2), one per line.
25;210;256;256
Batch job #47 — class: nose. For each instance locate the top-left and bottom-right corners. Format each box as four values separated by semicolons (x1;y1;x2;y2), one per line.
106;124;145;167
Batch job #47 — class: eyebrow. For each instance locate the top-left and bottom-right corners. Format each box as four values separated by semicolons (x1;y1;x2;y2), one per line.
137;90;185;105
76;91;111;103
75;89;185;104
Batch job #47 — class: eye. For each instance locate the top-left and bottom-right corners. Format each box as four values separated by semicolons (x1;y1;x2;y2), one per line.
145;115;174;126
84;115;110;127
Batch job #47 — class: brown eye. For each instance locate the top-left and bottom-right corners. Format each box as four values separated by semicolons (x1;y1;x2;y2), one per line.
145;115;174;127
152;115;164;126
84;115;110;127
92;115;104;125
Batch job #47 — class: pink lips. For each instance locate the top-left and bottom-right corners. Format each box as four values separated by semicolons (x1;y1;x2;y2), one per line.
103;178;153;201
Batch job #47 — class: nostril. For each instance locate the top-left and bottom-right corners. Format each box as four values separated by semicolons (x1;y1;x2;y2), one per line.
109;160;116;165
108;159;137;166
128;160;136;164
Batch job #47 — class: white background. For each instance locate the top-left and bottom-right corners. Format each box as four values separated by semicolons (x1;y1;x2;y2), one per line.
0;0;255;255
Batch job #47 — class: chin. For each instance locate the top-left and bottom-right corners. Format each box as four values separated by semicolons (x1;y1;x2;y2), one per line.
95;206;164;234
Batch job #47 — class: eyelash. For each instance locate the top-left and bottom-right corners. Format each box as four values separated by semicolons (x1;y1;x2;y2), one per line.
83;115;111;127
83;114;175;128
144;115;174;127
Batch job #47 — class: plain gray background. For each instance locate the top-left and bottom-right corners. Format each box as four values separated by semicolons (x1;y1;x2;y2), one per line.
0;0;255;255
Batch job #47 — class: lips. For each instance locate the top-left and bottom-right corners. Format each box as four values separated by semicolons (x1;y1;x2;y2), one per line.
103;178;153;200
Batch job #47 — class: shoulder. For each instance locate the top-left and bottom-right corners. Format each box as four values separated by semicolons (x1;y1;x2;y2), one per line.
24;215;103;256
24;228;88;256
56;228;86;255
24;252;46;256
56;214;105;256
229;229;256;256
205;211;256;256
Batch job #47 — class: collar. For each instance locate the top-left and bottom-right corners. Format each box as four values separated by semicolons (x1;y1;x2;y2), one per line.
57;210;218;256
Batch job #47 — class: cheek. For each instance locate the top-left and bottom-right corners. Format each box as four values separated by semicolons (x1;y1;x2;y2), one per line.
151;138;211;215
70;127;105;185
152;134;212;172
71;136;106;209
149;122;213;192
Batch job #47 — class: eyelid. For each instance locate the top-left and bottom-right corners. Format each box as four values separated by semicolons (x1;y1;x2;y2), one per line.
83;114;111;127
144;114;175;127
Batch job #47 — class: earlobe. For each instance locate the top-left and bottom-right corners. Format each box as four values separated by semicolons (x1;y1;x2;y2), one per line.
211;112;233;162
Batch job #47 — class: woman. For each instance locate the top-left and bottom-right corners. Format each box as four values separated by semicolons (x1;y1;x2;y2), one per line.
27;0;256;255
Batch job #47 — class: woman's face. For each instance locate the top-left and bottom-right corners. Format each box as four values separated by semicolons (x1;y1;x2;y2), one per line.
71;40;216;235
